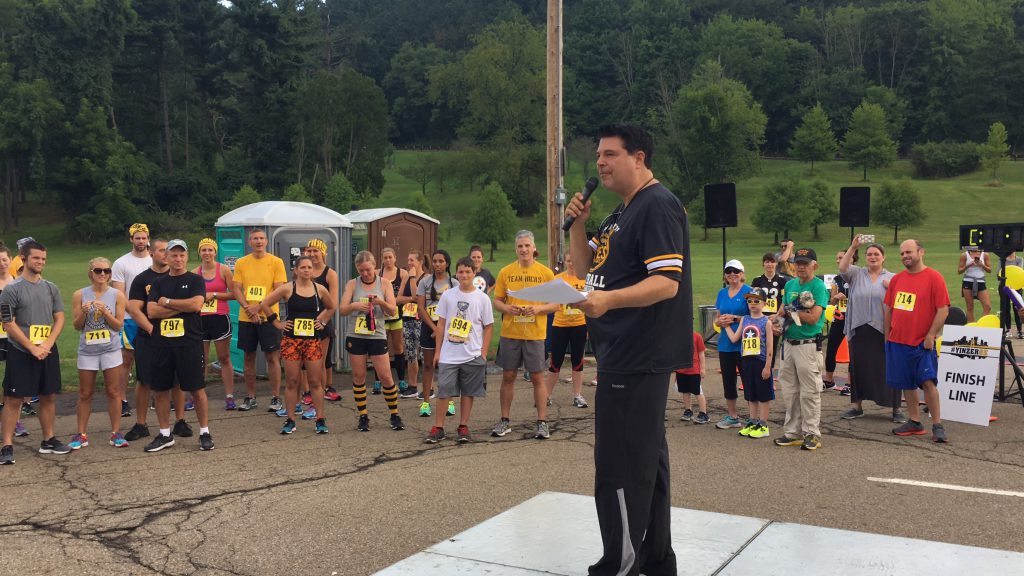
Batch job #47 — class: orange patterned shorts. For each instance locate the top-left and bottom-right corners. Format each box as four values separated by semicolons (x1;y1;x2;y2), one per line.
281;337;323;362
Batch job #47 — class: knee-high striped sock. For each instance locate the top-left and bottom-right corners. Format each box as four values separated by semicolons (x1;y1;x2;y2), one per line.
353;382;368;415
383;384;399;415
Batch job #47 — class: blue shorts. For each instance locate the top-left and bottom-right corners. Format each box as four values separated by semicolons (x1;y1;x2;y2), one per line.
885;341;938;390
122;318;139;350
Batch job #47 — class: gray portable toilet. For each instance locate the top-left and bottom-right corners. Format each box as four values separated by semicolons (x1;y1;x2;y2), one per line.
215;201;353;372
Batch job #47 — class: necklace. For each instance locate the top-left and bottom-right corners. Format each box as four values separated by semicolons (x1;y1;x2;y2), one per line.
624;176;656;207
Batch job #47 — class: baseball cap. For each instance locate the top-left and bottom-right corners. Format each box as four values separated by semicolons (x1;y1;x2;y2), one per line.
724;259;744;272
167;239;188;251
15;237;34;249
794;248;817;263
745;290;765;301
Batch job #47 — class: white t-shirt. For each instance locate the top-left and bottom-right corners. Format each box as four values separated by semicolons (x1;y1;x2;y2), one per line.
112;252;153;294
436;286;493;364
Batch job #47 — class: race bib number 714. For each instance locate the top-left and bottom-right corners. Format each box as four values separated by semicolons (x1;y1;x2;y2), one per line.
893;291;916;312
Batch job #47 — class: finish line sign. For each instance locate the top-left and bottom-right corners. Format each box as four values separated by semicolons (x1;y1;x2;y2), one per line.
937;325;1001;426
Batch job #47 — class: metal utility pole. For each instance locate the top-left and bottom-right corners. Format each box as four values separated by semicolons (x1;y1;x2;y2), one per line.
546;0;565;272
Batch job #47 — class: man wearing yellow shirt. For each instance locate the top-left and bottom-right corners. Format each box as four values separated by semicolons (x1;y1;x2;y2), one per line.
231;229;287;412
491;230;558;439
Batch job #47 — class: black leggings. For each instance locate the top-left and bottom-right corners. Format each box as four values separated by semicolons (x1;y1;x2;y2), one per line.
549;325;587;372
719;351;741;400
825;318;846;373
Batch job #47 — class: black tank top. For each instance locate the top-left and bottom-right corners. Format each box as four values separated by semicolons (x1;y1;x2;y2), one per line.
314;265;331;289
286;282;322;340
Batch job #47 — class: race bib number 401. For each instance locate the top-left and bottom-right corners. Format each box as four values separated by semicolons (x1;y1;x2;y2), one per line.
246;285;266;302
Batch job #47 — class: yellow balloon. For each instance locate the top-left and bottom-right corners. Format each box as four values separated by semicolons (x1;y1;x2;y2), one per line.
965;322;979;327
1006;265;1024;291
977;314;1001;328
825;305;835;322
714;321;721;333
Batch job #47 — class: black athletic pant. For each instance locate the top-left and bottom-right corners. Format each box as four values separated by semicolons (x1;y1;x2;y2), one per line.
824;317;846;373
590;371;676;576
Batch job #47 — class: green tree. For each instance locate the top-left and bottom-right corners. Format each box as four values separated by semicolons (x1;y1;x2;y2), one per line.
872;180;925;245
466;182;516;261
842;102;897;181
751;177;814;243
322;172;359;214
688;194;707;241
979;121;1009;185
790;103;837;172
408;190;434;218
807;180;838;240
223;184;262;212
397;154;432;195
281;182;311;202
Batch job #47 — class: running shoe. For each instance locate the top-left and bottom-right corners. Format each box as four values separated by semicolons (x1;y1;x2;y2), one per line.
0;444;13;465
39;437;72;455
324;387;342;402
739;420;757;436
302;391;313;405
838;386;852;396
172;419;193;438
315;418;329;434
28;396;39;404
294;402;304;415
425;426;445;443
184;399;195;411
522;371;531;382
390;413;406;430
14;421;29;437
572;394;589;408
267;396;284;412
399;386;419;399
419;401;431;417
121;400;132;417
372;381;382;395
456;425;471;443
491;418;512;437
199;432;215;451
841;408;865;420
274;408;288;417
1018;331;1024;340
447;400;456;416
225;396;237;411
357;414;370;432
238;397;257;411
109;432;128;448
535;420;551;439
680;409;694;421
801;435;821;450
144;435;175;453
821;380;835;391
20;403;35;416
694;412;710;425
892;411;907;424
773;435;803;447
546;397;552;407
301;407;317;420
124;423;150;441
69;433;89;450
398;380;409;394
416;390;437;400
932;423;948;443
892;420;926;436
281;419;296;435
715;415;743;429
747;425;770;439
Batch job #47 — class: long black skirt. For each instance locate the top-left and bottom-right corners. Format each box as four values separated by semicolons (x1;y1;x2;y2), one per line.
849;326;900;408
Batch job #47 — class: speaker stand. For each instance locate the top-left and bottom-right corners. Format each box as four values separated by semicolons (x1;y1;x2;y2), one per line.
720;227;727;287
849;227;856;244
996;254;1024;404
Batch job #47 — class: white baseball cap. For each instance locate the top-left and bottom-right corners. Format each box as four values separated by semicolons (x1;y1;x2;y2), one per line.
724;259;744;272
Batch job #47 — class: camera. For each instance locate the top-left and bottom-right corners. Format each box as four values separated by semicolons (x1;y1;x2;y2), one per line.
858;234;875;244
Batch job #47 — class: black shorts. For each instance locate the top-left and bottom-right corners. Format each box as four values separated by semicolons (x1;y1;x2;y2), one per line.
323;333;336;368
201;314;232;342
740;356;774;402
134;333;153;385
237;321;282;353
962;280;987;293
675;373;702;395
345;336;388;357
3;346;61;398
150;342;206;392
419;324;437;350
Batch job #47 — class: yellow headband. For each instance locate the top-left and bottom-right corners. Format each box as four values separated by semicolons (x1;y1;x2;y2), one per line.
306;238;327;254
198;238;218;252
128;223;149;237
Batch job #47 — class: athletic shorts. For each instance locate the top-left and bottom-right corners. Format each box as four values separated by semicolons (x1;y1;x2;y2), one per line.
3;346;61;398
385;317;403;331
282;337;323;362
237;321;281;353
962;280;987;293
201;314;232;342
495;337;546;374
345;336;387;357
885;341;938;390
436;357;487;398
740;356;775;402
78;349;124;371
122;317;138;350
675;373;703;396
134;334;153;384
150;342;206;392
323;333;336;368
419;323;438;350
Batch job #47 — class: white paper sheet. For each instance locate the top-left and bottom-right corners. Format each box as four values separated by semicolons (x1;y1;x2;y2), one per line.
507;278;588;304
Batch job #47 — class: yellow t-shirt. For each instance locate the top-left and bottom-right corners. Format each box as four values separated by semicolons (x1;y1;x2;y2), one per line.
9;255;22;279
233;253;287;322
552;272;586;328
494;260;554;340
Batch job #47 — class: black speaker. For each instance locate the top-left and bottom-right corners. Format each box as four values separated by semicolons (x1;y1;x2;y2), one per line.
839;187;870;227
704;183;737;228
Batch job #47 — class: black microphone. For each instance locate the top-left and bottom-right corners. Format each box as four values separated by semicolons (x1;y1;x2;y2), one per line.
563;177;600;231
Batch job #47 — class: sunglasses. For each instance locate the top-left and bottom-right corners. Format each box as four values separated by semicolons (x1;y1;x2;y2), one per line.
724;268;741;274
748;299;763;304
91;268;112;275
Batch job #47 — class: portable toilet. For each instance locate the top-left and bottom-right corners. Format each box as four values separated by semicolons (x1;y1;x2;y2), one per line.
215;201;353;372
344;208;439;277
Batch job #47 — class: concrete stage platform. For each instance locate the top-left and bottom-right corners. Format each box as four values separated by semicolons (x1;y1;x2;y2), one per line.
374;492;1024;576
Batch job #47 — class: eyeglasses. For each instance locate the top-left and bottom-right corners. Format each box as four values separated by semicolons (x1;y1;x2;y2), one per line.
748;299;763;304
91;268;112;275
724;268;741;274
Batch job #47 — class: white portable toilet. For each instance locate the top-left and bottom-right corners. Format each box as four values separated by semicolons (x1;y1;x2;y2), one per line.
215;201;353;371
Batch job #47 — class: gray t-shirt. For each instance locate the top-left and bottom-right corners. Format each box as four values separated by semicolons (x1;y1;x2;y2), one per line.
0;277;64;353
416;274;456;321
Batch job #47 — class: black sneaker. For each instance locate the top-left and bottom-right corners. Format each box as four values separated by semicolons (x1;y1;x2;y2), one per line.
390;413;405;431
1;444;14;465
124;423;150;442
144;434;175;452
199;432;215;451
121;400;132;417
20;403;36;416
172;419;193;438
39;437;72;455
399;386;419;399
357;414;370;432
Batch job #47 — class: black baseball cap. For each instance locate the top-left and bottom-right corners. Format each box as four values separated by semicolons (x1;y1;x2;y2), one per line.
794;248;817;263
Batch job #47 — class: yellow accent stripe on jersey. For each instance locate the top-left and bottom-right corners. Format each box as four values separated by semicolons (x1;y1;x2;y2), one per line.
644;253;683;264
650;266;682;274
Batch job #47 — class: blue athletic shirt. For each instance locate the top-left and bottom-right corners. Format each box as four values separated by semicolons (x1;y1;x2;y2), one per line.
715;285;751;353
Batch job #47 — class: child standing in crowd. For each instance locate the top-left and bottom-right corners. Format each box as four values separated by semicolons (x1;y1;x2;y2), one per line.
675;329;708;424
724;291;774;439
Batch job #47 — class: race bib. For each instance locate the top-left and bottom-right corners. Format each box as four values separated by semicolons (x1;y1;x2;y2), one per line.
201;298;218;314
427;304;438;322
893;291;916;312
293;318;315;337
742;334;761;357
448;317;471;339
246;285;266;302
837;300;847;313
0;323;7;339
402;302;418;317
354;316;373;335
513;314;536;323
764;298;778;313
85;329;112;345
29;324;51;345
160;318;185;338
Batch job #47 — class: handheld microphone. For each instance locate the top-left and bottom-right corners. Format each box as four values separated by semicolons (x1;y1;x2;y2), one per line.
563;177;600;231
